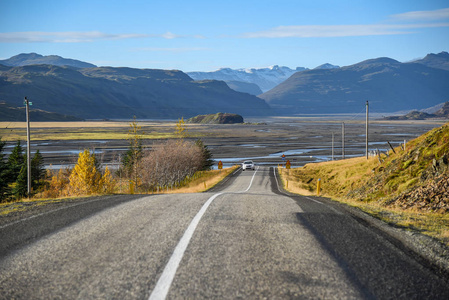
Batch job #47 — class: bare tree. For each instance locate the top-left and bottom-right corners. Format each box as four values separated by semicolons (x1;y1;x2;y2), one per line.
141;140;202;190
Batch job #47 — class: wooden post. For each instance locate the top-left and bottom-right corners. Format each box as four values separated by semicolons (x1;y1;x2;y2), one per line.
317;178;321;196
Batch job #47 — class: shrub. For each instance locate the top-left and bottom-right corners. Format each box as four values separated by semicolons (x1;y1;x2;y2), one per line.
141;140;203;189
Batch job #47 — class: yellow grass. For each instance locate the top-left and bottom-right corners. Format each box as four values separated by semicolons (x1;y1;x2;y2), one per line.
162;165;239;194
278;156;449;245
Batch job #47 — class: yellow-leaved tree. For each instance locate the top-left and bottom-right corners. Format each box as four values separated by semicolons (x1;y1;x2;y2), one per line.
69;149;115;195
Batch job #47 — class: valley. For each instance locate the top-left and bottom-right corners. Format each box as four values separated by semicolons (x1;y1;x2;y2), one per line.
0;118;444;171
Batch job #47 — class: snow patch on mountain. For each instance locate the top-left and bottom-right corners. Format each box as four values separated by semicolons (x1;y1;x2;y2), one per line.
188;65;307;92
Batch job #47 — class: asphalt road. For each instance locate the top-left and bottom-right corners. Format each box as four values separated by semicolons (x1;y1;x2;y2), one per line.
1;167;448;299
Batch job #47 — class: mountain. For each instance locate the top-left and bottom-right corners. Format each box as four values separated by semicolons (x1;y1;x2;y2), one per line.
0;101;83;121
411;51;449;71
0;53;97;69
259;55;449;114
314;63;340;70
0;65;271;119
224;81;263;95
187;65;307;93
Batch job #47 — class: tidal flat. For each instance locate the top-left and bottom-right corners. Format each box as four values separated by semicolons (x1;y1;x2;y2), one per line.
1;117;446;170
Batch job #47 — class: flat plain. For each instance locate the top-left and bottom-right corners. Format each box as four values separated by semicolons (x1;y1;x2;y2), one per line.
0;117;445;169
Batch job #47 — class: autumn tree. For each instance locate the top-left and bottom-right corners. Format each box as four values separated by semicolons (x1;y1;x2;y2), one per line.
69;149;102;195
69;149;115;196
175;117;188;139
122;116;144;189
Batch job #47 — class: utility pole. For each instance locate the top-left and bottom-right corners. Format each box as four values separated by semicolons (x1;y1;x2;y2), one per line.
366;100;369;159
24;97;32;196
342;122;345;160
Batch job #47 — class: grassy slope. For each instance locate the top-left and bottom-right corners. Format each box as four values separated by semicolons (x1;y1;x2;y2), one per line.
279;122;449;244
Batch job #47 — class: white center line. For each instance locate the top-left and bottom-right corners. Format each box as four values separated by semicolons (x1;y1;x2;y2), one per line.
148;167;259;300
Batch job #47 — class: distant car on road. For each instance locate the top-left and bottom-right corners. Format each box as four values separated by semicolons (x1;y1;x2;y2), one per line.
242;160;255;171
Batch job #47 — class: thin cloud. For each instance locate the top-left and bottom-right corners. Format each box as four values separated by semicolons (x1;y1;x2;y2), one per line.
242;23;449;38
0;31;148;43
133;47;210;53
391;7;449;21
0;31;205;43
241;7;449;39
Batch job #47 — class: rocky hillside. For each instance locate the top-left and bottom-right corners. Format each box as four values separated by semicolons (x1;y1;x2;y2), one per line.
186;113;244;124
0;64;271;119
351;123;449;212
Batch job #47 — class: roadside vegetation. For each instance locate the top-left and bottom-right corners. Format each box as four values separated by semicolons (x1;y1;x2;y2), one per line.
0;118;234;210
279;122;449;245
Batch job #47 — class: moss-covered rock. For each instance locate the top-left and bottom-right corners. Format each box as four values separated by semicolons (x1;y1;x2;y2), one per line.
186;113;244;124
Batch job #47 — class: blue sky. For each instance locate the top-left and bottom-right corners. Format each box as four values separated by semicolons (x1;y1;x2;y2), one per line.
1;0;448;71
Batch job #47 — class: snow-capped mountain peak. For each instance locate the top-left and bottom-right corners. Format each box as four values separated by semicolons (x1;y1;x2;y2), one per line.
187;65;303;92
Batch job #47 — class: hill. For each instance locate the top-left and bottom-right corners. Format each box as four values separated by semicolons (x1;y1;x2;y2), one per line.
0;64;271;119
0;53;96;69
224;81;263;95
383;102;449;120
411;51;449;71
279;122;449;244
186;113;244;124
0;101;83;121
259;54;449;114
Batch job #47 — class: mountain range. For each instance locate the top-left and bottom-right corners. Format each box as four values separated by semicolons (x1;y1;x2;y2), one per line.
0;53;96;69
0;63;271;120
259;52;449;114
187;64;339;94
0;52;448;119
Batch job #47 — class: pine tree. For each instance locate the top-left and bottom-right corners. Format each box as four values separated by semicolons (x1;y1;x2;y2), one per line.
12;164;28;199
7;140;24;183
195;139;214;171
31;149;45;191
0;138;11;201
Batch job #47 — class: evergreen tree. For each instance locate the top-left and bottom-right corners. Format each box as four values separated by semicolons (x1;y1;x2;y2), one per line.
12;164;28;199
7;140;24;183
196;139;214;171
0;138;11;201
31;149;45;191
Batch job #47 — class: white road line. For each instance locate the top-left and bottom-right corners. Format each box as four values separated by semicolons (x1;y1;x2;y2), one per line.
149;167;259;300
0;196;117;230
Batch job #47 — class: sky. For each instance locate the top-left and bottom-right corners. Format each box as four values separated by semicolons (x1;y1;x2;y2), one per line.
1;0;448;72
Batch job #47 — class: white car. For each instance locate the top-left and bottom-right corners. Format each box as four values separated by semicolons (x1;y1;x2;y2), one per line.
242;160;255;171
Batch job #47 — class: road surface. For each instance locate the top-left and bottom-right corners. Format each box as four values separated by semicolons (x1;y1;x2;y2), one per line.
1;167;448;299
